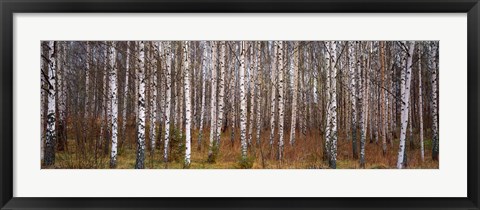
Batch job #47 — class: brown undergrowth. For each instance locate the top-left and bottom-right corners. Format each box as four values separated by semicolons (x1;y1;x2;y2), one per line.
43;124;439;169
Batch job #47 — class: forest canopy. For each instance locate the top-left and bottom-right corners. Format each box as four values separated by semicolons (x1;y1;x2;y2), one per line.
41;41;439;169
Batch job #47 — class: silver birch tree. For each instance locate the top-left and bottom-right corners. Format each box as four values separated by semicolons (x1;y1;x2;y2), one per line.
164;42;172;163
396;41;415;169
269;41;277;147
198;41;208;150
358;42;366;168
150;42;158;155
184;41;192;167
349;41;358;159
44;41;56;166
216;41;226;146
109;41;119;168
429;41;439;161
135;41;146;169
277;41;285;160
240;41;248;159
208;41;217;161
289;41;299;146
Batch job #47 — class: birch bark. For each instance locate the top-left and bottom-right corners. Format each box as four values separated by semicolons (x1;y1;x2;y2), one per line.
109;42;119;168
240;41;248;159
184;41;192;167
396;41;415;169
135;41;146;169
45;41;57;166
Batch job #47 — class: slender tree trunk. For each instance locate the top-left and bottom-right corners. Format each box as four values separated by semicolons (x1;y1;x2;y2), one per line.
289;41;299;146
100;42;108;155
83;42;90;152
269;42;277;148
277;41;285;160
164;42;172;163
255;42;263;145
135;41;146;169
184;41;192;167
216;41;226;146
326;41;338;168
150;42;158;156
104;42;112;155
418;44;425;162
248;42;256;145
44;41;57;166
230;43;238;145
157;42;165;149
109;42;119;168
358;42;366;168
177;43;184;136
198;41;208;150
122;41;130;148
396;41;415;169
208;41;218;162
429;41;439;161
240;41;248;160
380;41;387;155
349;41;358;159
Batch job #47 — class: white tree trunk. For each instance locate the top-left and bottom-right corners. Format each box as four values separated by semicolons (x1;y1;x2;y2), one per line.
324;41;337;168
216;41;226;146
208;41;217;160
396;41;415;169
135;41;146;169
164;42;172;163
429;41;439;161
184;41;192;167
240;41;248;159
150;42;158;155
289;42;299;146
328;41;338;168
277;41;285;160
325;43;332;163
349;41;358;159
109;42;119;168
44;41;56;166
269;41;277;147
358;42;366;168
198;41;208;150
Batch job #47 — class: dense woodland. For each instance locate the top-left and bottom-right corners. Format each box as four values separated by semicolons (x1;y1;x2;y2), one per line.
41;41;439;169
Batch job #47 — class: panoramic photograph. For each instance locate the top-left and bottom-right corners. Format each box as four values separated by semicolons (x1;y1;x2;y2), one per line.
40;41;439;169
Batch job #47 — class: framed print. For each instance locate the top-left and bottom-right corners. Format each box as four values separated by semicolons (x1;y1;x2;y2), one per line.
1;0;479;209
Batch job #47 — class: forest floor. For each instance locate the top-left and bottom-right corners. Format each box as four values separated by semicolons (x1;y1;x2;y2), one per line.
44;128;439;169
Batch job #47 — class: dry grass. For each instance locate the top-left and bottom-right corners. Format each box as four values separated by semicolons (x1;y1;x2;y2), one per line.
43;127;439;169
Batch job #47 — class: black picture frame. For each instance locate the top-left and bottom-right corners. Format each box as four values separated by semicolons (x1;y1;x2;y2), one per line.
1;0;479;209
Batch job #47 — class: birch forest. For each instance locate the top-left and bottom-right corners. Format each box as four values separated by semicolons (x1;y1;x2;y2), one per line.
41;41;439;169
